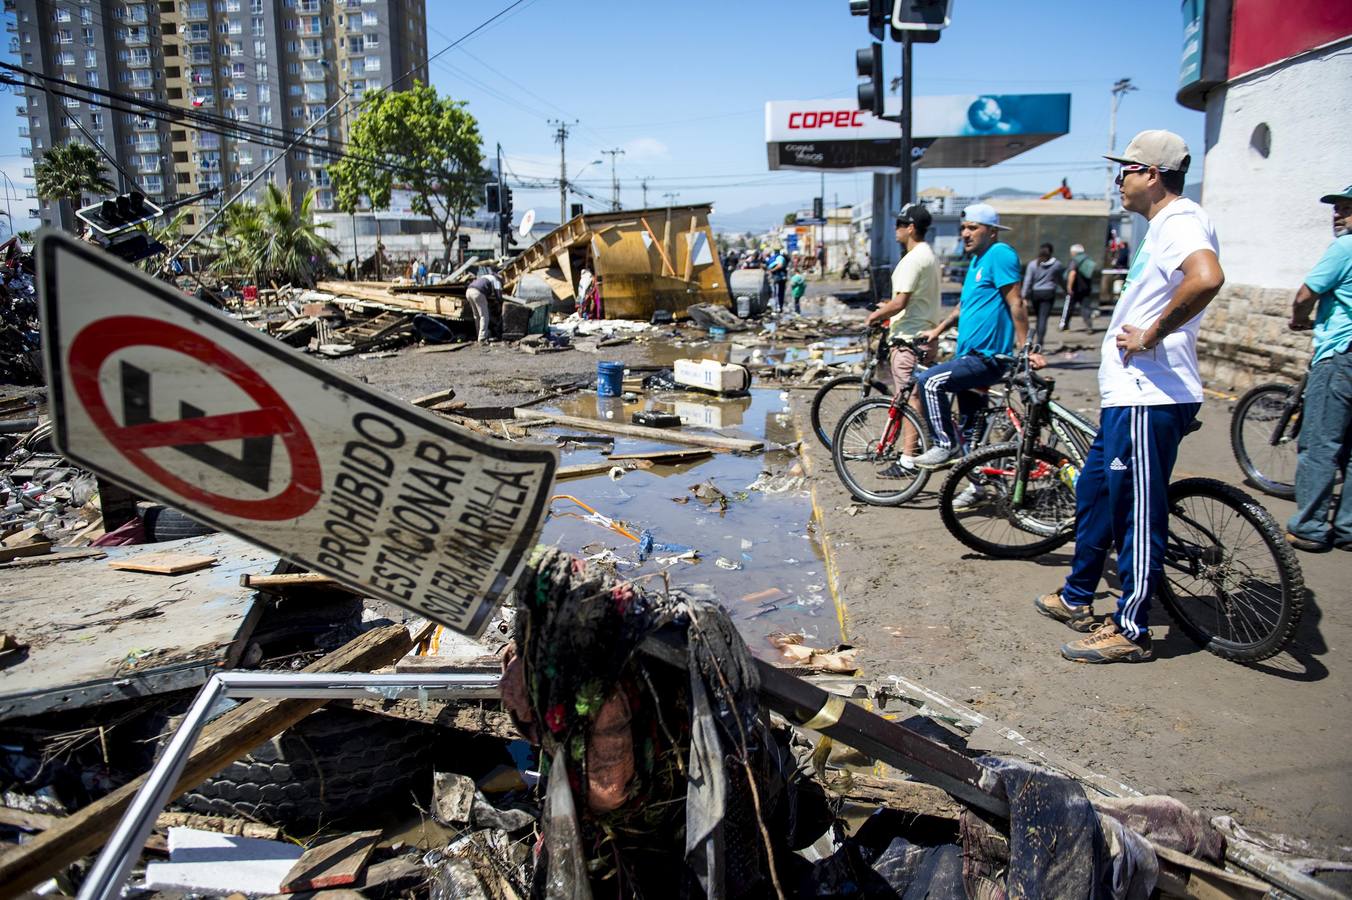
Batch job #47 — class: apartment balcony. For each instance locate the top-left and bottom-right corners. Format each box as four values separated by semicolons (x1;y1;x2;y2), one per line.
127;52;152;67
15;106;26;117
132;118;157;131
22;168;32;178
196;133;220;149
184;5;209;22
136;160;161;174
198;174;222;190
130;74;154;89
125;33;150;47
131;139;159;152
7;39;17;53
301;64;326;80
299;47;323;60
18;126;28;137
187;68;213;85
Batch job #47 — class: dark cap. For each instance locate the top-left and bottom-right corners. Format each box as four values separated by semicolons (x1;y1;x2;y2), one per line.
1320;184;1352;204
896;202;932;233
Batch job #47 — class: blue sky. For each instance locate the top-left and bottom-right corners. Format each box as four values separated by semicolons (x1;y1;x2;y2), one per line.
0;0;1206;233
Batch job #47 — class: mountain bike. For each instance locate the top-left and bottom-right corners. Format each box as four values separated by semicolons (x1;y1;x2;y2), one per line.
830;341;1018;507
938;359;1304;663
809;327;892;450
1230;373;1305;500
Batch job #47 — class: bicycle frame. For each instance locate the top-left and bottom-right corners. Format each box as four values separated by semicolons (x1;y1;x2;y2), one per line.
1266;371;1307;447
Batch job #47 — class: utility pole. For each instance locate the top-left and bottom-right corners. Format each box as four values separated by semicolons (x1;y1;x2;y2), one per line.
496;141;507;257
900;34;914;208
548;119;576;226
602;148;625;211
640;177;651;208
1105;78;1137;209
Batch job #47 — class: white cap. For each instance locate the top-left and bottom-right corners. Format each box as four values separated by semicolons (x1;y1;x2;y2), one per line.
961;202;1010;232
1104;129;1191;172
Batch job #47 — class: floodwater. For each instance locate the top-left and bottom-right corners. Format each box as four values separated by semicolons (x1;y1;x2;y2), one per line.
533;384;843;660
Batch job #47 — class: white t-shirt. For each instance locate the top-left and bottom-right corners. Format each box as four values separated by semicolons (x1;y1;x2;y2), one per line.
1099;198;1219;407
888;242;940;339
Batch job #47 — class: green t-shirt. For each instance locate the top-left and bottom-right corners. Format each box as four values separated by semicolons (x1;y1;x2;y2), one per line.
789;273;807;298
888;241;940;339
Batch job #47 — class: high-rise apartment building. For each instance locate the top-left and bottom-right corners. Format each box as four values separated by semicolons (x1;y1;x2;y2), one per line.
6;0;427;233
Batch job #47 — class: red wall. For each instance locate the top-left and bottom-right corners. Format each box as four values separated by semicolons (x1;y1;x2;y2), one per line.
1228;0;1352;78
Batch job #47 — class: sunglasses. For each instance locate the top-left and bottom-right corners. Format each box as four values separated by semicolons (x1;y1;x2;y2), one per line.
1115;164;1167;186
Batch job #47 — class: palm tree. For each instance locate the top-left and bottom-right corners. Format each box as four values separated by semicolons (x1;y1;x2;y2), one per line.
209;184;336;287
34;143;115;229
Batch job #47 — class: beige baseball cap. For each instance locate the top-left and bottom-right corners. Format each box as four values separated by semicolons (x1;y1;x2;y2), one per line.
1104;129;1191;172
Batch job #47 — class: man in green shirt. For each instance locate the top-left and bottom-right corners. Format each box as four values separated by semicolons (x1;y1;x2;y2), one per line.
1063;242;1099;333
865;203;940;471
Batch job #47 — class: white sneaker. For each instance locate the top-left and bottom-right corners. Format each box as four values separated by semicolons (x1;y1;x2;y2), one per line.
951;482;991;512
912;446;958;469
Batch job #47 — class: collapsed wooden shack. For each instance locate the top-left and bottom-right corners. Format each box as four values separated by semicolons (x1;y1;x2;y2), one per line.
501;203;732;320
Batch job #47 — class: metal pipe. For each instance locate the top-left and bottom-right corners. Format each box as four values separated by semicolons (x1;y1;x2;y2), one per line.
79;671;503;900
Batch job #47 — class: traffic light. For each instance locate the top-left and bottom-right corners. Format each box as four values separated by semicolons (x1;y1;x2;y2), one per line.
485;182;501;213
848;0;888;41
76;191;163;236
500;186;514;234
891;0;951;41
855;43;884;118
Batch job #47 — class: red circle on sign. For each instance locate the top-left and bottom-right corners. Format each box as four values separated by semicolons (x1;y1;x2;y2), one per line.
67;315;322;521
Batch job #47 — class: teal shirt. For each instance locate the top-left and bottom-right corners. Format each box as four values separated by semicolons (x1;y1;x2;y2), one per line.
955;242;1021;358
789;273;807;298
1305;235;1352;364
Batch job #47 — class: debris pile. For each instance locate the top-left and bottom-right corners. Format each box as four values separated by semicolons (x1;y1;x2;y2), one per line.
0;238;41;386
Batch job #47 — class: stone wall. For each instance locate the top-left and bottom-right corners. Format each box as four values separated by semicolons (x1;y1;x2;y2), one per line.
1197;282;1310;392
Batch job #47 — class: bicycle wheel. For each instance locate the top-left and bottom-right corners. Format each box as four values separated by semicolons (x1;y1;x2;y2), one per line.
1159;477;1303;662
1230;383;1299;499
939;442;1077;559
810;374;888;449
831;398;931;506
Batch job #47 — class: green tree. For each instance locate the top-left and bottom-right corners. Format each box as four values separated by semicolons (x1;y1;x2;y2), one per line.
330;83;486;265
34;143;115;230
209;184;336;287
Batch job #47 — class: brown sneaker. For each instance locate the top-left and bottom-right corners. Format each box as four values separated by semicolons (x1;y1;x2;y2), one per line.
1034;591;1096;632
1061;620;1152;664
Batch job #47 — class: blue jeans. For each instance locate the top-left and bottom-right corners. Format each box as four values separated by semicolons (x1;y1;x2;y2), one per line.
1288;348;1352;545
915;353;1005;449
1061;403;1199;639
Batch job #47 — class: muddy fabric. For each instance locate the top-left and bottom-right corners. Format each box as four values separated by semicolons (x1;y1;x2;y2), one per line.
1092;795;1226;865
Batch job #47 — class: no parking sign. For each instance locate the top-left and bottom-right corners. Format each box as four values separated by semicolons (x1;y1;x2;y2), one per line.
39;231;556;636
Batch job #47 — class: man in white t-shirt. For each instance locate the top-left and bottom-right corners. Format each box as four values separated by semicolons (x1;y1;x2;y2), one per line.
1035;130;1225;663
866;203;940;472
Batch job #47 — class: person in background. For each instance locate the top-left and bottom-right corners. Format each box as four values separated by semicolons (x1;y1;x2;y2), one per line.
766;246;789;315
1022;241;1065;348
1064;242;1099;332
788;270;807;316
465;272;501;342
1114;240;1131;269
865;203;940;472
816;243;827;278
1036;130;1225;664
1285;184;1352;553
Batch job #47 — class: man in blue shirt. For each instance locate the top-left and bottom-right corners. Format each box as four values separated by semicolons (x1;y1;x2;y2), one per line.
911;204;1043;469
1286;184;1352;552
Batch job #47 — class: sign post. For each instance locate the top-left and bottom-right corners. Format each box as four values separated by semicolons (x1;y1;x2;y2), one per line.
39;231;557;637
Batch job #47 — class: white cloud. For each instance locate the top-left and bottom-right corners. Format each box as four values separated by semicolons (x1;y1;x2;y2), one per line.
622;137;668;161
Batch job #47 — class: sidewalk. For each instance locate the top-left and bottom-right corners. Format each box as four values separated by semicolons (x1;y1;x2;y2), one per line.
796;335;1350;849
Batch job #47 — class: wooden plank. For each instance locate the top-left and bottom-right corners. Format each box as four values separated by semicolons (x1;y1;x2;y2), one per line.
279;830;381;893
0;542;53;564
1;526;45;548
515;409;762;453
0;548;106;569
240;573;349;592
0;622;426;897
414;341;472;355
606;448;716;464
108;552;218;576
411;388;456;408
556;459;653;481
640;217;675;276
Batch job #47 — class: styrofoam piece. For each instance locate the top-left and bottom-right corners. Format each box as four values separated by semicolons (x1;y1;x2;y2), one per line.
143;827;303;895
673;358;750;394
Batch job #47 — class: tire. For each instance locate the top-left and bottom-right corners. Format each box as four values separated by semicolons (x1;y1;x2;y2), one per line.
1159;477;1304;663
939;442;1077;559
179;708;435;828
810;374;889;449
831;398;931;506
1230;383;1299;499
141;505;218;542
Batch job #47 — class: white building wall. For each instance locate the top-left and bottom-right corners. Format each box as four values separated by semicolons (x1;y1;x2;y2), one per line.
1200;38;1352;289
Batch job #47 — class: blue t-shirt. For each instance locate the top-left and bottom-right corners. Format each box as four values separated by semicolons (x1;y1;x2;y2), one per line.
1305;234;1352;364
955;242;1020;358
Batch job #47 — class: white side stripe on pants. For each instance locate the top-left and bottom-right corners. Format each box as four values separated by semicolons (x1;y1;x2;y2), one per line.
1121;407;1151;640
922;371;954;449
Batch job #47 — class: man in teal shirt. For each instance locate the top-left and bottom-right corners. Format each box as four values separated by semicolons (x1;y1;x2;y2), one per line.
1286;184;1352;552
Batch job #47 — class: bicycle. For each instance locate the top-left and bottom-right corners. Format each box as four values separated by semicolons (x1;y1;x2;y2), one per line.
830;340;1018;507
1230;373;1305;500
809;326;892;450
938;358;1304;663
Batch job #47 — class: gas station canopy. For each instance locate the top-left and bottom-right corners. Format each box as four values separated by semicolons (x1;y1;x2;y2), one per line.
765;94;1070;172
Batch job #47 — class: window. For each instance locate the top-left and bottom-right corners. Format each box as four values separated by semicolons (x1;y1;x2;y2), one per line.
257;84;270;101
82;26;95;44
252;0;263;12
363;56;379;71
80;7;93;23
85;50;97;66
252;16;265;35
348;35;362;53
253;39;266;55
288;84;301;95
233;106;249;120
90;112;103;130
58;29;73;43
365;32;378;47
232;62;246;77
229;20;243;35
258;105;272;123
363;10;378;25
289;105;302;119
63;96;80;108
54;9;71;22
59;50;76;66
85;71;99;87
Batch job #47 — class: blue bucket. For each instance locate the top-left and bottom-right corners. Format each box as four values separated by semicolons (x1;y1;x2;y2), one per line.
597;360;625;397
